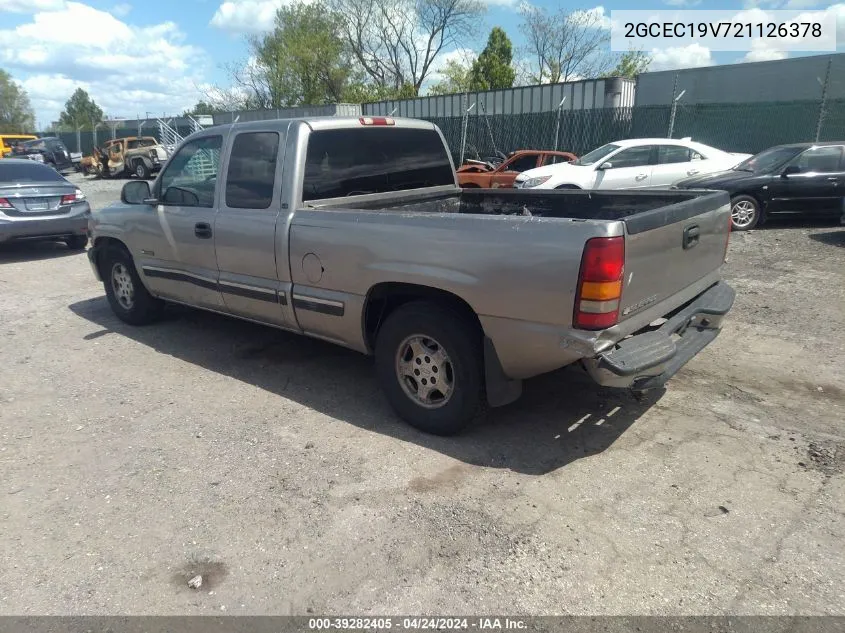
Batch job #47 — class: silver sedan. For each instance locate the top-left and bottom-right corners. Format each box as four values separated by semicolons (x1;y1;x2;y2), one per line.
0;158;90;249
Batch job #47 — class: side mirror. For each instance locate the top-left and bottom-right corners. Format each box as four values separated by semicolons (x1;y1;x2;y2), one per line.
121;180;153;205
597;162;612;170
782;164;801;177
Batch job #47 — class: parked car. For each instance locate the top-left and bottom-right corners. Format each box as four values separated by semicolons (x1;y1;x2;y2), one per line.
87;117;734;435
0;134;37;158
97;136;169;179
458;150;577;188
0;158;90;249
675;142;845;230
514;138;752;191
12;136;73;172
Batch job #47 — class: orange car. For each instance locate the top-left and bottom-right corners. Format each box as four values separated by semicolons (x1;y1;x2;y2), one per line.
457;150;577;188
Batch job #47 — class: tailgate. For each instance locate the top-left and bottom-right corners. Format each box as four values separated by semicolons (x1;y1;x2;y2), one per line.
618;191;730;323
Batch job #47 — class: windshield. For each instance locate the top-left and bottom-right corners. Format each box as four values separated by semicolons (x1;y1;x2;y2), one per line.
735;146;803;172
0;162;67;183
573;143;619;166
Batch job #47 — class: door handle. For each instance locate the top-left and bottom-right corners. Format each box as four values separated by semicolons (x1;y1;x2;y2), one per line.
635;174;648;181
683;225;700;250
826;177;839;181
194;222;213;239
687;169;699;176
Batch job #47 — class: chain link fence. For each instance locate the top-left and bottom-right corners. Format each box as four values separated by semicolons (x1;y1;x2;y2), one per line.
52;125;195;156
429;100;845;163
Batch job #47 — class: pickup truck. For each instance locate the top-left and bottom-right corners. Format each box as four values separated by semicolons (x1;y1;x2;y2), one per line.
86;117;735;435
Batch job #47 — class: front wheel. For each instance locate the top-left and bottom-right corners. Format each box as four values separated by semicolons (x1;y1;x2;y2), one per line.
101;246;163;325
730;195;761;231
375;301;484;435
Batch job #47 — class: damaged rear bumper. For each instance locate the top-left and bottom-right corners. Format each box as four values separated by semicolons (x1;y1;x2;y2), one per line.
583;281;735;391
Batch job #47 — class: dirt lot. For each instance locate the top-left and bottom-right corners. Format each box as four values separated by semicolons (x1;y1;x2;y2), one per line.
1;173;844;615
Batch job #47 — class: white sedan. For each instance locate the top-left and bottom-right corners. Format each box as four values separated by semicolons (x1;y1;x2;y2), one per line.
514;138;752;190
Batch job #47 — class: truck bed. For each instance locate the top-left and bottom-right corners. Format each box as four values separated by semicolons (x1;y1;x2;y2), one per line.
324;187;724;234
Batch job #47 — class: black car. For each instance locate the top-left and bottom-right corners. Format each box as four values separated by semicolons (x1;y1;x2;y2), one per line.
12;137;73;173
675;142;845;231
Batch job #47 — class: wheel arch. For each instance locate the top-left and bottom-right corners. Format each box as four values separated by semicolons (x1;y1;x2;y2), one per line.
362;282;522;408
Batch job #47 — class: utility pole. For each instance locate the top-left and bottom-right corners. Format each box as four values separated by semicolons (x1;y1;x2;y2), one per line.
553;96;567;152
815;57;832;142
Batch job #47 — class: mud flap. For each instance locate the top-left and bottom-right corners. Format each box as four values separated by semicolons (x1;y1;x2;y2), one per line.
484;336;522;407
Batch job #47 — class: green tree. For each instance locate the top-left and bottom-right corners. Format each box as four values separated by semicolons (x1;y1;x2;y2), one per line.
469;28;515;91
429;59;474;95
182;101;224;116
231;2;353;108
604;50;651;79
58;88;103;130
0;69;35;133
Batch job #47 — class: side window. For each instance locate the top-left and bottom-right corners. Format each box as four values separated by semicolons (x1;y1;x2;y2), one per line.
791;146;843;173
657;145;692;165
159;135;223;208
690;150;705;161
225;132;280;209
606;146;653;169
504;154;538;172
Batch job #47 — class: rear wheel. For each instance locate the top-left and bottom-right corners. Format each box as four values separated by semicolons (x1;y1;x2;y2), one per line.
65;234;88;250
375;301;484;435
730;195;761;231
100;245;163;325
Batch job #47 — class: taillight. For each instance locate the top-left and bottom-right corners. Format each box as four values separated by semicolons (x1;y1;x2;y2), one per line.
359;116;395;126
574;236;625;330
61;189;85;205
0;197;12;208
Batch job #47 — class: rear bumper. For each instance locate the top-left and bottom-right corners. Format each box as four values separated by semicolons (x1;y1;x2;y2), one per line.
0;203;91;243
583;281;735;390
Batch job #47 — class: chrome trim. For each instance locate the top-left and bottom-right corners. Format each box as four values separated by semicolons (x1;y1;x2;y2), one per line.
291;293;344;308
218;279;276;295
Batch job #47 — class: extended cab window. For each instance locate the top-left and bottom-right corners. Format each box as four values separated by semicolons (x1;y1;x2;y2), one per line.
303;127;453;201
159;135;222;208
225;132;279;209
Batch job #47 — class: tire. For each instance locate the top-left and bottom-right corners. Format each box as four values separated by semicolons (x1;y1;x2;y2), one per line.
730;194;761;231
375;301;484;435
65;234;88;250
100;245;163;325
133;160;151;179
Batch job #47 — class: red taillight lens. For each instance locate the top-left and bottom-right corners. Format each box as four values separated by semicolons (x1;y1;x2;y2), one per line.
0;197;12;208
61;189;85;205
574;236;625;330
359;116;395;126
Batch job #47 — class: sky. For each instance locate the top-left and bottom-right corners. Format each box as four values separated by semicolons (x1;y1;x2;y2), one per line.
0;0;843;128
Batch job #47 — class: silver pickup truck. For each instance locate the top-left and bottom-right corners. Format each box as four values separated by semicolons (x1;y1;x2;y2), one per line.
86;117;735;435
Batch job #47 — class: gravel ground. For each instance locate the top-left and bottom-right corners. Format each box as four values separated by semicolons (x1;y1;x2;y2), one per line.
1;173;844;615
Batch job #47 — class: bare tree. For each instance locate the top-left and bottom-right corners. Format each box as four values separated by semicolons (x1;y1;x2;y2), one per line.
328;0;485;95
519;5;613;84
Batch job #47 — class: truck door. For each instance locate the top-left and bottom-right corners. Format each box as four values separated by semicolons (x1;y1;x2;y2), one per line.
137;133;225;311
214;125;297;327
